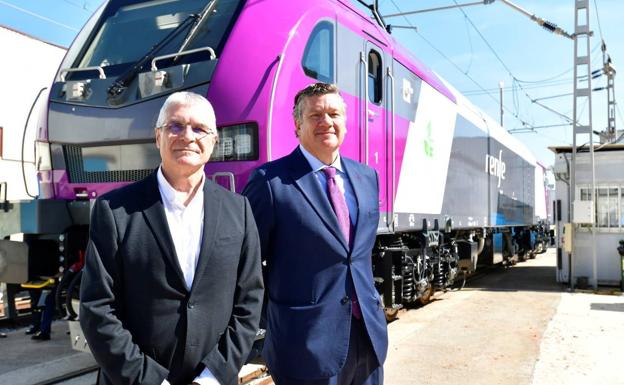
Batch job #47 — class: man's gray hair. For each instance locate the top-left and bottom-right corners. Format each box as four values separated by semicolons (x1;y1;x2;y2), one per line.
156;91;216;128
293;83;346;124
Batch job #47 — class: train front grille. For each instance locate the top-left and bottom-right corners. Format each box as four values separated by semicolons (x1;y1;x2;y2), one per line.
63;144;156;183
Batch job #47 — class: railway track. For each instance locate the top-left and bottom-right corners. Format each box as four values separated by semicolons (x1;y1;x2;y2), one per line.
384;259;524;321
33;365;99;385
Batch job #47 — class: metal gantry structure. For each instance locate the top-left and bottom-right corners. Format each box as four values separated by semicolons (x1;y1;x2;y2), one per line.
603;41;617;141
570;0;597;288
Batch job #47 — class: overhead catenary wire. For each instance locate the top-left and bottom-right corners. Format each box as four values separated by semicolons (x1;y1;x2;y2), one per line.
0;0;79;32
463;77;584;96
508;122;572;134
449;0;576;126
387;0;534;129
531;93;573;102
463;42;602;95
63;0;93;12
509;126;574;146
514;66;573;84
592;0;605;42
461;10;474;75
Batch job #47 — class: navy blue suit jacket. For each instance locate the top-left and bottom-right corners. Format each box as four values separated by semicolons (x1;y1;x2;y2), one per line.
242;147;388;380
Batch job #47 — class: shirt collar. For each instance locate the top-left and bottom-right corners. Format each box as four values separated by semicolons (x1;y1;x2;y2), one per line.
298;145;344;173
157;166;205;209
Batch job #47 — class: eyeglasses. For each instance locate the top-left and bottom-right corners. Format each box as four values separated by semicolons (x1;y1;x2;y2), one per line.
159;121;217;140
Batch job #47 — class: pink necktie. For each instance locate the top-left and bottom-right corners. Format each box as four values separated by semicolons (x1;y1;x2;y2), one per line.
322;167;361;319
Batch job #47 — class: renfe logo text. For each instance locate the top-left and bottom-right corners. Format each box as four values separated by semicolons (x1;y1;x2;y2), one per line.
485;150;506;188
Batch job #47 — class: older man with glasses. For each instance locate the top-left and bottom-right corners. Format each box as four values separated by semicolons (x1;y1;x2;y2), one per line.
80;91;264;385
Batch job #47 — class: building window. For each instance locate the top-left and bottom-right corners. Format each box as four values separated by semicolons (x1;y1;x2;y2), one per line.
579;185;623;230
608;188;619;228
302;21;334;83
597;188;609;227
621;189;624;226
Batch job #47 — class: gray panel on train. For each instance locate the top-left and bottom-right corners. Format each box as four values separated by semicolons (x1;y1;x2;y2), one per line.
439;115;489;227
393;116;536;232
488;136;535;225
48;83;210;144
335;23;363;96
391;60;422;122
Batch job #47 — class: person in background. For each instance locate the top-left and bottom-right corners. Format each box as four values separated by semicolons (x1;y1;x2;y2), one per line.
25;288;54;341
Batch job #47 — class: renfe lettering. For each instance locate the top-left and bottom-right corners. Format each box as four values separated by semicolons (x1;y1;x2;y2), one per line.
485;150;506;188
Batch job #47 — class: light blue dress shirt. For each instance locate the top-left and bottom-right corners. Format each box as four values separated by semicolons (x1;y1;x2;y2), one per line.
299;145;358;226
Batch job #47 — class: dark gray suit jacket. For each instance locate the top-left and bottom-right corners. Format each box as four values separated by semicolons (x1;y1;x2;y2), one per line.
80;171;263;385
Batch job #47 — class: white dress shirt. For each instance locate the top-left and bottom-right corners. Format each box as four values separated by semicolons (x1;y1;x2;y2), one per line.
299;145;358;225
156;167;220;385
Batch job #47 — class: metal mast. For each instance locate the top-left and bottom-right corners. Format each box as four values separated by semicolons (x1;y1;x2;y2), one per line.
603;42;617;141
570;0;597;288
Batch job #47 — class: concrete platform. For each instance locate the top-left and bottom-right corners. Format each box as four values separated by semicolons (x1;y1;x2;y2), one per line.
0;320;97;385
0;319;272;385
385;248;624;385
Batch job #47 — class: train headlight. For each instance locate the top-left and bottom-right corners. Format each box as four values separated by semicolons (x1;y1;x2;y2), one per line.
211;123;258;162
234;134;252;155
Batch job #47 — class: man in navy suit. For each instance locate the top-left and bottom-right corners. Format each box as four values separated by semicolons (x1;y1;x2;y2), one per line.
243;83;388;385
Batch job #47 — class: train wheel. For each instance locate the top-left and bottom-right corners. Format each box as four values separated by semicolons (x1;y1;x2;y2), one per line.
451;270;467;291
384;308;399;322
518;251;526;262
380;295;400;322
417;284;433;306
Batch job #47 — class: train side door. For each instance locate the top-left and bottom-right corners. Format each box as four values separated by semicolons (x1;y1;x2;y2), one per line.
361;41;391;231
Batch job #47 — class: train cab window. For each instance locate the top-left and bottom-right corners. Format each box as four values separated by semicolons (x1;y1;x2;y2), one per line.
78;0;243;71
368;50;382;104
302;21;334;83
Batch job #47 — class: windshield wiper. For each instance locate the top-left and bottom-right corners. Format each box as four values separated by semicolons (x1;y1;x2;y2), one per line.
177;0;218;56
107;13;200;98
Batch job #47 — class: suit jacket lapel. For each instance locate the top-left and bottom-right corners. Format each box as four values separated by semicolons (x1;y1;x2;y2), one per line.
340;158;366;250
288;148;349;252
141;172;187;289
190;181;220;292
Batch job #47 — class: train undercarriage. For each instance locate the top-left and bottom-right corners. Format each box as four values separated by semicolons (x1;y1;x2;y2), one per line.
1;196;549;324
372;222;548;321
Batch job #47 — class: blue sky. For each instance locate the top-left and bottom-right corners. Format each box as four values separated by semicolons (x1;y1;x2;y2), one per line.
1;0;622;169
378;0;624;169
0;0;100;46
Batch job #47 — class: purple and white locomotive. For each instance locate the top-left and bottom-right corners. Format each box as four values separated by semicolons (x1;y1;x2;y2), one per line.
1;0;548;319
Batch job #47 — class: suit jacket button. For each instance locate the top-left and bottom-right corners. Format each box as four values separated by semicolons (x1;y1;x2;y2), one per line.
341;296;349;305
188;301;195;309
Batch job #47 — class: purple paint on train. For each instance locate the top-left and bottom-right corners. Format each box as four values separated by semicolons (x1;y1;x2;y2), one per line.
46;0;456;204
53;170;128;200
202;0;455;208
